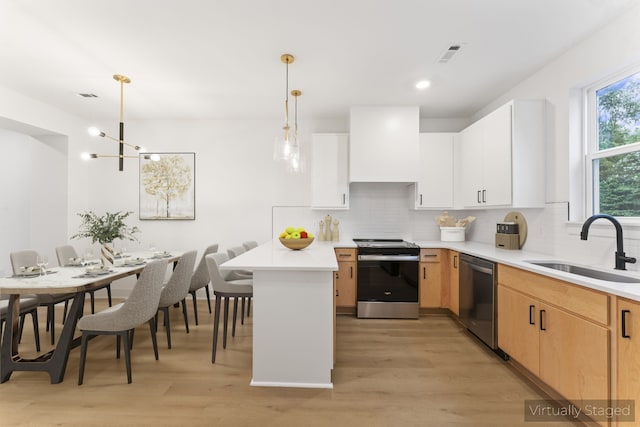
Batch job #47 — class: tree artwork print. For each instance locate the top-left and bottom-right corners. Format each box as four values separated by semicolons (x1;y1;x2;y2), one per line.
140;153;195;220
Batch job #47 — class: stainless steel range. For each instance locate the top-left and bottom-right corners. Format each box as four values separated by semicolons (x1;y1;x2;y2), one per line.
353;239;420;319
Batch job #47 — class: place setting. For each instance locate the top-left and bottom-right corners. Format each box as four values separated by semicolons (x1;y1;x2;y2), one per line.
12;255;57;278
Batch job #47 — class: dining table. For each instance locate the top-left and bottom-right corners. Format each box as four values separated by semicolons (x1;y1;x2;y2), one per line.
0;251;181;384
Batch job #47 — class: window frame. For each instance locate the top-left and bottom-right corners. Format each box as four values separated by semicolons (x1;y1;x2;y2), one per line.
584;65;640;220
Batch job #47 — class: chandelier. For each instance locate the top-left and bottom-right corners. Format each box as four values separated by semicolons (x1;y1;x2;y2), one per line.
82;74;144;171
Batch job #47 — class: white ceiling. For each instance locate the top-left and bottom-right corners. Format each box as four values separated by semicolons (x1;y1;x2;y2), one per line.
0;0;637;122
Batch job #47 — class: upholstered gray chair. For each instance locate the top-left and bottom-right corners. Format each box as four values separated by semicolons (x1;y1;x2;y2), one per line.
56;244;113;313
77;260;167;385
242;241;258;250
0;295;40;352
188;244;218;325
226;246;253;320
10;250;75;345
156;250;197;349
205;253;253;364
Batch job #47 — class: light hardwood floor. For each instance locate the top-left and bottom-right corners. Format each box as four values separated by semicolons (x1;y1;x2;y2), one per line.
0;299;582;427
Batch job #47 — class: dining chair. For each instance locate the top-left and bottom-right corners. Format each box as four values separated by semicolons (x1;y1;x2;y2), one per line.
188;244;218;326
206;253;253;364
226;246;253;320
77;259;167;385
156;250;197;349
56;244;113;314
0;295;40;352
10;250;75;345
242;241;258;250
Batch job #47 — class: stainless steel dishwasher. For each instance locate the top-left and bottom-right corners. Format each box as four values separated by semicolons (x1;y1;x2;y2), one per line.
459;253;498;351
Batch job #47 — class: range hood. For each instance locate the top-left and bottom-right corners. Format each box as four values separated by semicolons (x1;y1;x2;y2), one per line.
349;106;419;183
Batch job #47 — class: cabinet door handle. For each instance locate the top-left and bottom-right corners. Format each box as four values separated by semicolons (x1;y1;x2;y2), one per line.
477;190;481;204
349;266;353;279
529;305;535;325
423;266;426;280
342;193;346;205
622;309;631;338
482;189;486;203
453;255;458;269
539;309;546;331
336;289;339;297
419;194;423;206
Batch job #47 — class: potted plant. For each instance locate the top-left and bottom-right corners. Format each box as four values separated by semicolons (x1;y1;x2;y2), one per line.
72;211;140;262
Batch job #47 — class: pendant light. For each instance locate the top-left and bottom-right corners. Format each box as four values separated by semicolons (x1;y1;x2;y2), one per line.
82;74;146;171
288;89;303;173
273;54;295;162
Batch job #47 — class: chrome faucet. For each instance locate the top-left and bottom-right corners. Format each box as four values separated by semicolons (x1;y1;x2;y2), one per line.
580;214;637;270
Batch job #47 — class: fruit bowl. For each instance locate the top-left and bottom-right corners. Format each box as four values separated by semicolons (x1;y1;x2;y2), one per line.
279;237;314;250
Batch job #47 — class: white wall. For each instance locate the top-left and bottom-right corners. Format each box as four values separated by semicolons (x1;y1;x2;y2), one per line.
0;129;68;275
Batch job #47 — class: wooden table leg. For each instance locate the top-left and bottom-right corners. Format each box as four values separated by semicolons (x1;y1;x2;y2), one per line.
1;291;86;384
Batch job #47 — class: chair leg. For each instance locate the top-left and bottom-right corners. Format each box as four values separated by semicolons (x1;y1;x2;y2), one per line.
78;332;89;385
181;299;189;333
129;329;135;350
18;313;25;344
30;309;40;352
247;297;251;318
232;297;238;338
62;300;69;324
121;330;132;384
149;318;159;360
106;283;113;307
116;334;121;359
241;297;245;325
90;291;96;314
190;291;199;326
205;287;212;313
48;305;55;345
212;295;221;364
161;307;172;349
223;297;229;349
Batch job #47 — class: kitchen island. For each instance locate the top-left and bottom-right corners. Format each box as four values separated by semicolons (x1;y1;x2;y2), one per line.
220;239;338;389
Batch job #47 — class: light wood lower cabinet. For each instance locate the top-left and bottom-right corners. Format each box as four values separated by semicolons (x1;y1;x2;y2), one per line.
448;250;460;316
497;264;610;419
420;249;443;308
617;298;640;426
497;285;540;374
334;248;356;308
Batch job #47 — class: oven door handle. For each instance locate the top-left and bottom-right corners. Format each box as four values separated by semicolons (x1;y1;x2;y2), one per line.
358;255;420;261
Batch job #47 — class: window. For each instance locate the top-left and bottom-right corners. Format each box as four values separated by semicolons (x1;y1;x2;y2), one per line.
586;68;640;218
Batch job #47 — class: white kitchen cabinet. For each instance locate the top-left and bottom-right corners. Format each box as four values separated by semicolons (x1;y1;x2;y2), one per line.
311;133;349;209
349;106;419;182
460;99;546;208
412;133;455;209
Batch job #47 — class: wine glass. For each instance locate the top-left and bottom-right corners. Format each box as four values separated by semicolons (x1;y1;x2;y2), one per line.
84;248;94;266
36;255;47;276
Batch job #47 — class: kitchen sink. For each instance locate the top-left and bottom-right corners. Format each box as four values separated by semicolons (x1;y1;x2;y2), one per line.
525;261;640;283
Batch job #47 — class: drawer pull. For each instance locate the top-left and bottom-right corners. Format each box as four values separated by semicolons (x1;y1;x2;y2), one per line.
528;305;535;325
338;254;351;258
622;309;631;338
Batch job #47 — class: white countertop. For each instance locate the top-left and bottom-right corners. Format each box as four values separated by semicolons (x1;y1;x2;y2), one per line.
221;239;339;272
413;240;640;302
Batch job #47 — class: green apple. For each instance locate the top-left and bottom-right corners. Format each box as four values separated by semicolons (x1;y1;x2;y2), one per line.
291;232;301;239
285;226;295;234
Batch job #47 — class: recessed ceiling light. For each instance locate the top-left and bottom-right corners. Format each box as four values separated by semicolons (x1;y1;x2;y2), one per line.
415;80;431;90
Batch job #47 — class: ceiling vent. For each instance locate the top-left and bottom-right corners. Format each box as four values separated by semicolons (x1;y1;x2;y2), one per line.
436;45;463;64
78;93;98;98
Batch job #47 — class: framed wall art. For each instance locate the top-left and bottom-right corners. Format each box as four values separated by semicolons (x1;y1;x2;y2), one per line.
139;152;195;220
